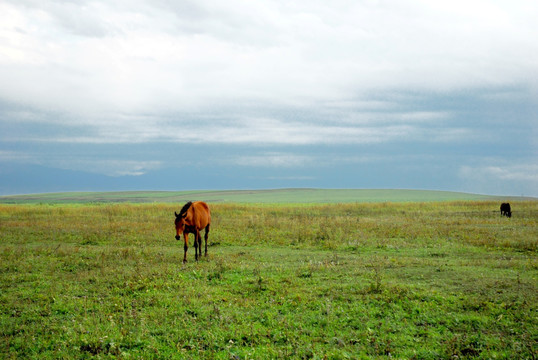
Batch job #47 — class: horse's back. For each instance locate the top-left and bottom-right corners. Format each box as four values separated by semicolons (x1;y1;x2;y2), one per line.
192;201;211;228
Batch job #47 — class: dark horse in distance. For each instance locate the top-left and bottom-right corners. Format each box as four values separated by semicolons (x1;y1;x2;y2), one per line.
500;202;512;218
174;201;211;263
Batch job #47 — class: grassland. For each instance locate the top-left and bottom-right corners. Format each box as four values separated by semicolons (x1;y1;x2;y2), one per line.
0;200;537;359
0;188;518;204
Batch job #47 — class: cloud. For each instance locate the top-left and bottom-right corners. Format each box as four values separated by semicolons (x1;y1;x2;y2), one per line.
0;144;162;176
17;116;454;146
53;158;163;177
233;152;314;168
459;161;538;196
0;1;537;195
1;0;537;118
460;164;538;183
0;150;31;163
0;93;467;146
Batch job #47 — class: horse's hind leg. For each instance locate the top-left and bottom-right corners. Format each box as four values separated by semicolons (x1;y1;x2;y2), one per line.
204;224;210;257
194;230;201;261
183;233;189;264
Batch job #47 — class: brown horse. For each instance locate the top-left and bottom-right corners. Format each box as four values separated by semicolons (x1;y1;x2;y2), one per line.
175;201;211;263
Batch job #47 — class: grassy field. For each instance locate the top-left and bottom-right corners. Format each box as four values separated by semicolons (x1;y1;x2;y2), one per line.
0;200;537;358
0;188;520;204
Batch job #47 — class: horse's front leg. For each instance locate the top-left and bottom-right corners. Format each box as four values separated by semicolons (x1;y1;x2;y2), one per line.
183;232;189;263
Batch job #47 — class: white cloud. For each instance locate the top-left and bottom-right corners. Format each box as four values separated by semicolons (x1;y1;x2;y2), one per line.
55;158;162;177
0;150;32;162
0;146;162;176
459;162;538;196
2;110;474;146
21;118;421;145
1;0;537;118
233;152;314;168
461;164;538;183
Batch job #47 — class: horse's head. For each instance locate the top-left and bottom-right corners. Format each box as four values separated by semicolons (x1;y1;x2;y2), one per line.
174;211;185;240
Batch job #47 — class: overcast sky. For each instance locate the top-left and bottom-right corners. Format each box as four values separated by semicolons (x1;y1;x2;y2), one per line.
1;0;537;196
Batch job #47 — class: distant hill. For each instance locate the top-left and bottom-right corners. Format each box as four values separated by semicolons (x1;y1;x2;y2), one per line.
0;189;529;204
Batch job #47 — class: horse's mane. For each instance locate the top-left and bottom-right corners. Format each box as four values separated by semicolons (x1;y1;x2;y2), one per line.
178;201;193;217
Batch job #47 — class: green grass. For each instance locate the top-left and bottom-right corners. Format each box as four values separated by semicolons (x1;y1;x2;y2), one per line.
0;201;537;358
0;188;524;204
